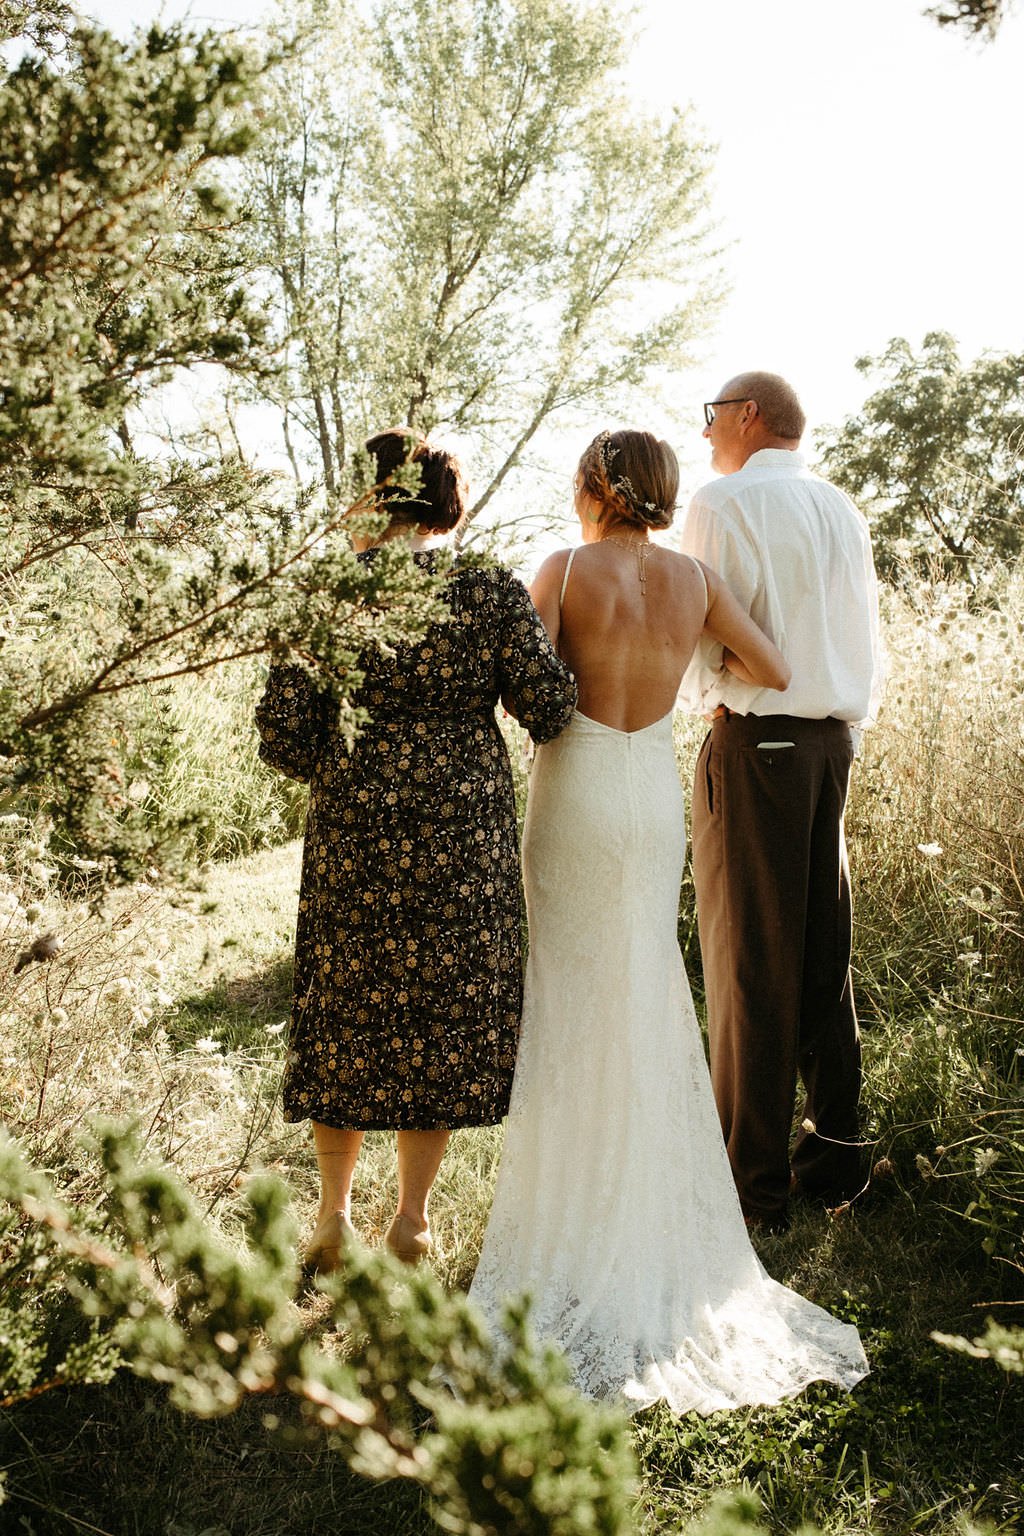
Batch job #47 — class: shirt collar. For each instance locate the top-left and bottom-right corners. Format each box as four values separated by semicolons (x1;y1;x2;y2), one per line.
742;448;806;471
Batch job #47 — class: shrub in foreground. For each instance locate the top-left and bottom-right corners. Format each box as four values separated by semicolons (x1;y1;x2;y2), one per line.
0;1126;636;1535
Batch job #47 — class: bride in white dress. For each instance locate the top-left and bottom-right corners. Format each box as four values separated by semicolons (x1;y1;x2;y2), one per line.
469;429;868;1415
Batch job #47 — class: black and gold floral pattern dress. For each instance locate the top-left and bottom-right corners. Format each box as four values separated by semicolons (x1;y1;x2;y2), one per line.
256;560;576;1130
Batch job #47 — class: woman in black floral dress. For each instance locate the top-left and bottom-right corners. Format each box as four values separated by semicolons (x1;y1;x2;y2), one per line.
256;429;576;1270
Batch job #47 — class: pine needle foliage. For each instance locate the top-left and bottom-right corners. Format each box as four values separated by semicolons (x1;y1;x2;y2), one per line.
0;8;451;876
0;1125;637;1534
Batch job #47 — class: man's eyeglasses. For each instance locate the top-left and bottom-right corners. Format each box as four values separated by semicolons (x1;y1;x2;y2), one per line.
703;398;752;427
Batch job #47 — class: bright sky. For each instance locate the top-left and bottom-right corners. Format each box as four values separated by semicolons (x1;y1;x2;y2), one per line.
74;0;1024;498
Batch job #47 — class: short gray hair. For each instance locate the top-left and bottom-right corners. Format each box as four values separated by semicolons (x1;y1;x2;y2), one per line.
725;372;806;440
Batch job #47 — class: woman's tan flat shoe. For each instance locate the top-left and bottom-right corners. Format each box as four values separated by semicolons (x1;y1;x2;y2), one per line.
384;1213;432;1264
302;1211;357;1277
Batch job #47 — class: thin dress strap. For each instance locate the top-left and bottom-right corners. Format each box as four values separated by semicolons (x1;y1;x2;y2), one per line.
558;547;578;612
689;555;709;619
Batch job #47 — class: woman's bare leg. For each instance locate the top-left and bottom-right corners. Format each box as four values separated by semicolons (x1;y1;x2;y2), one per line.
395;1128;450;1232
311;1122;364;1229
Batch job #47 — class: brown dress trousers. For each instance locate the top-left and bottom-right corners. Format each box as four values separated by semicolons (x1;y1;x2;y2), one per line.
691;710;862;1224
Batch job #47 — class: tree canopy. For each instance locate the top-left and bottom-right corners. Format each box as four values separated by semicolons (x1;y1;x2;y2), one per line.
244;0;722;533
816;332;1024;578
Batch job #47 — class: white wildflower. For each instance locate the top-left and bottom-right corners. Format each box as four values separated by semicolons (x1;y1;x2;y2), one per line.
106;977;135;1000
142;960;165;981
935;1022;948;1039
266;1021;286;1036
800;1117;816;1133
195;1036;221;1054
957;952;981;967
126;779;151;803
211;1062;234;1094
916;843;943;859
27;862;55;884
154;989;174;1008
49;1007;69;1026
974;1147;1000;1177
130;1005;153;1028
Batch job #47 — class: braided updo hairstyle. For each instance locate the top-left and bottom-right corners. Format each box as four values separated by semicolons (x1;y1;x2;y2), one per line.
576;429;679;531
364;427;467;533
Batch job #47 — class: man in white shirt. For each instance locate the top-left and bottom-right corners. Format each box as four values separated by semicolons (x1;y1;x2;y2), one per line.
679;371;882;1232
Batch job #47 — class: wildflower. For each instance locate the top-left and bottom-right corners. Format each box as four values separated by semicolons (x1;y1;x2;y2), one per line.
916;843;943;858
23;902;44;924
957;952;981;967
126;779;151;803
49;1007;68;1026
194;1036;221;1054
974;1146;1000;1177
27;862;55;884
153;989;174;1008
106;977;135;1000
800;1117;816;1133
915;1153;935;1181
266;1021;286;1035
142;960;165;980
935;1022;948;1039
130;1006;153;1028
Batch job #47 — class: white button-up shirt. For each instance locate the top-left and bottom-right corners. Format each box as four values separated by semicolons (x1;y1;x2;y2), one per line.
678;448;883;727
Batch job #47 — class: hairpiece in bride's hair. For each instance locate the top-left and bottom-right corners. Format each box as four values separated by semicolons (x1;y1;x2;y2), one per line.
595;430;617;477
582;428;676;527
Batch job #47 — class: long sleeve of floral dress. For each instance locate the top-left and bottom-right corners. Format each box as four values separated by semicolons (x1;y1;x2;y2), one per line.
255;665;337;783
494;569;576;743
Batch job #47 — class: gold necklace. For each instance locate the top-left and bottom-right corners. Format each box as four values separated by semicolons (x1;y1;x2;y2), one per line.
600;535;652;596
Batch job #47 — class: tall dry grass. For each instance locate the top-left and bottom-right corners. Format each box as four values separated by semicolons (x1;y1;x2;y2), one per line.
844;561;1024;1269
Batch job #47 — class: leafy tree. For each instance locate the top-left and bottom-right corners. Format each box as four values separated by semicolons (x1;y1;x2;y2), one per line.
0;10;445;874
243;0;721;533
815;332;1024;578
925;0;1014;39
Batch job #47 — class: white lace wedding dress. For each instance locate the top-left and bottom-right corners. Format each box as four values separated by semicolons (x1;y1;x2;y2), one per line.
468;708;868;1415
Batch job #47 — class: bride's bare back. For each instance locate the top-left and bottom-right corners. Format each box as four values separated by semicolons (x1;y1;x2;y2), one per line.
534;544;709;733
531;542;790;734
528;429;790;734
